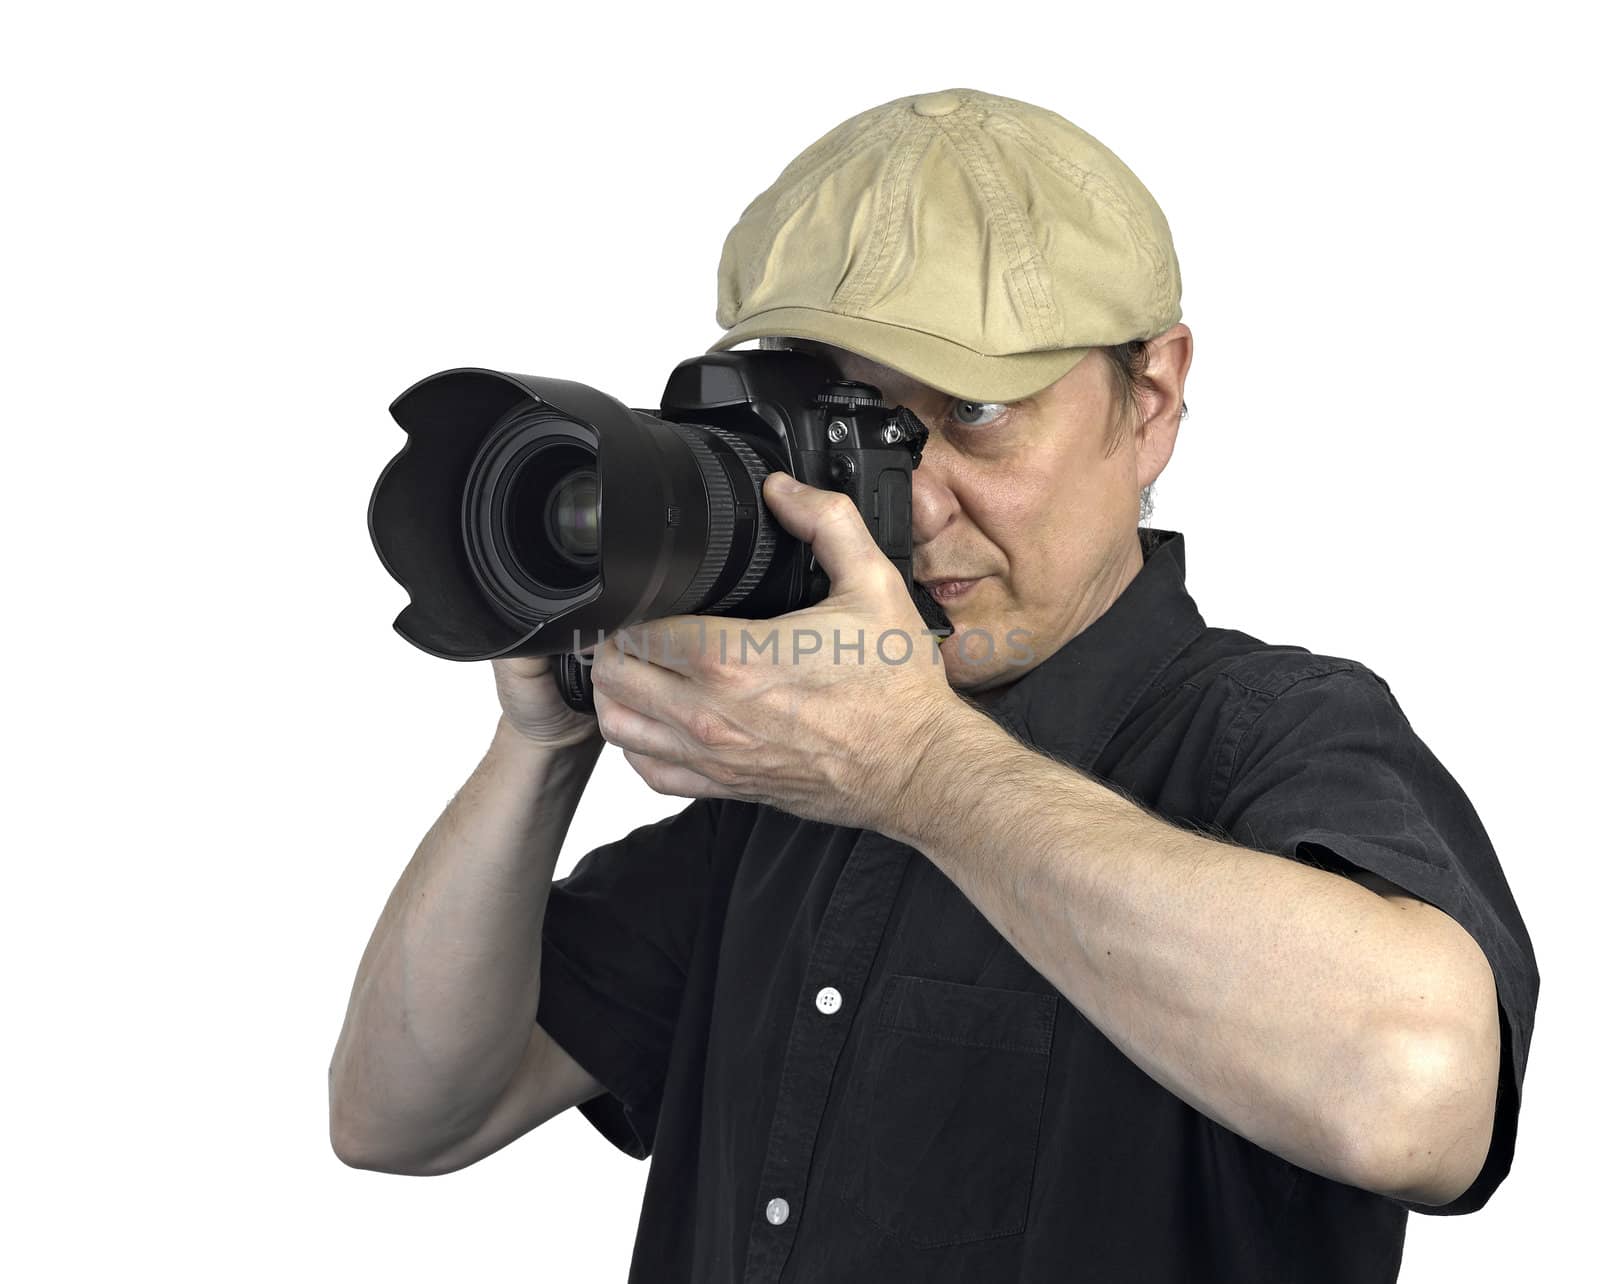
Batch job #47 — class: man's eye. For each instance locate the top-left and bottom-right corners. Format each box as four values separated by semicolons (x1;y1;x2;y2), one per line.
948;400;1008;428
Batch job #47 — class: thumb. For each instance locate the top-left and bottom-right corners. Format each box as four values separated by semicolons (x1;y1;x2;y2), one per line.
762;471;892;598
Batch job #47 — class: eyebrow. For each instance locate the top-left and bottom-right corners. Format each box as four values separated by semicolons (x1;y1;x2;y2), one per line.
954;392;1035;410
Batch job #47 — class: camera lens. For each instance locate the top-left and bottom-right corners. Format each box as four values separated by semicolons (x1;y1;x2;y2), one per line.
463;403;602;622
651;420;776;616
375;364;805;663
498;442;599;590
545;467;599;562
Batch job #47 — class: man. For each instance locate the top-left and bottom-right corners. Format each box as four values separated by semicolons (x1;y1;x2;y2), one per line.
329;89;1538;1282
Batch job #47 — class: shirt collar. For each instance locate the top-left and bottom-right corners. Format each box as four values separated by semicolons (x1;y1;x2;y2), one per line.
976;528;1208;771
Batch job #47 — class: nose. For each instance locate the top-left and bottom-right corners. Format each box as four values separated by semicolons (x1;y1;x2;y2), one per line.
910;432;961;546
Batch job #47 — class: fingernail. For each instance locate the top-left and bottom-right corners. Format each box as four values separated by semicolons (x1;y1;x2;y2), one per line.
767;471;801;494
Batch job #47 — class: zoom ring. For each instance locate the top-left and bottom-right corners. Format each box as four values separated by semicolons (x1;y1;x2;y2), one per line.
700;425;777;613
664;423;737;614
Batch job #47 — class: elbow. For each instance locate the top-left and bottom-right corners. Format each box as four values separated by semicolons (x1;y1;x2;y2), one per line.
326;1051;498;1177
1344;917;1503;1207
328;1102;397;1173
1344;1016;1500;1206
328;1091;478;1177
328;1060;379;1171
329;1115;448;1177
330;1128;382;1172
328;1072;442;1177
330;1110;380;1172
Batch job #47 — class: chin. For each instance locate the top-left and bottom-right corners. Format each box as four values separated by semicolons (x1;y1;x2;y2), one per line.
936;624;1018;693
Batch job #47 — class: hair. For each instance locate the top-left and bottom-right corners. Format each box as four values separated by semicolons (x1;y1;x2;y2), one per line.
1100;339;1188;526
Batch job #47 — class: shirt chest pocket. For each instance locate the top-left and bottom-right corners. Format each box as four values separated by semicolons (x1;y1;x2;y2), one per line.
831;973;1058;1248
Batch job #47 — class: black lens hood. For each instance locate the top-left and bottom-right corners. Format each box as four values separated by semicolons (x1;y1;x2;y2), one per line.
370;368;702;661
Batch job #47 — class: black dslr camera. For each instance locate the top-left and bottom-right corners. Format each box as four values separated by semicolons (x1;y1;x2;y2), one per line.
368;348;952;712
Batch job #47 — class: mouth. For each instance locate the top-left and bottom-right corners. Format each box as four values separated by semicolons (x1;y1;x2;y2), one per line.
917;576;987;604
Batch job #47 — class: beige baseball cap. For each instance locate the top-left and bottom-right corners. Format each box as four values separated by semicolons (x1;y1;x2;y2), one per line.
707;88;1182;403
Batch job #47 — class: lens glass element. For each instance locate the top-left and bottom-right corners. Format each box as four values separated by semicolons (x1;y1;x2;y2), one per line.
499;442;599;591
546;468;599;561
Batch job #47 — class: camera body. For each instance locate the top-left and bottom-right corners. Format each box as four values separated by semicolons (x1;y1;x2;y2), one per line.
369;348;949;711
653;349;931;614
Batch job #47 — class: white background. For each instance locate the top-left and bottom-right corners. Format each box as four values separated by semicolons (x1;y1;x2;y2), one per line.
5;2;1590;1279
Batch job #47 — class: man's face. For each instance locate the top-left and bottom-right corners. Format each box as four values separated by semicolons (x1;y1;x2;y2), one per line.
789;338;1182;694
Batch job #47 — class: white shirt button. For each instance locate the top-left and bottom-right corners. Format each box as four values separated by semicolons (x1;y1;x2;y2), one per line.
815;986;842;1015
765;1196;790;1226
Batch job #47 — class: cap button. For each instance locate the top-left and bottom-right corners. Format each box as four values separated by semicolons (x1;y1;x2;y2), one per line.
911;91;964;118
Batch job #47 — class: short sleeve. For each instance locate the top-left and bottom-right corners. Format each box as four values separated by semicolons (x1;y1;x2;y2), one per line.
1209;665;1539;1216
535;796;724;1160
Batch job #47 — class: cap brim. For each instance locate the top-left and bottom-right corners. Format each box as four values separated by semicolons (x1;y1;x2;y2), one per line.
705;306;1095;403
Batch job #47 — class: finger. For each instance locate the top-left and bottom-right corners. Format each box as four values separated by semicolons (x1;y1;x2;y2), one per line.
620;748;730;800
592;628;700;698
606;615;749;677
592;686;693;763
761;471;895;598
493;655;550;679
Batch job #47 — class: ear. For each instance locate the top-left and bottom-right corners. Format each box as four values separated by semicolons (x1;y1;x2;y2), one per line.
1134;322;1194;491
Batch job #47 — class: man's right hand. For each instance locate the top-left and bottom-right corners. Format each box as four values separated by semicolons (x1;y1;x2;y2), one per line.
492;655;602;749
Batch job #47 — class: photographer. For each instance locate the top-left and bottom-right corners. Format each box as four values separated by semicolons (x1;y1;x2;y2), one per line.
329;88;1537;1283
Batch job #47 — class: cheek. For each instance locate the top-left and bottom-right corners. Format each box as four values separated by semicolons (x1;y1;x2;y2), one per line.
963;479;1062;586
964;451;1126;589
954;474;1034;557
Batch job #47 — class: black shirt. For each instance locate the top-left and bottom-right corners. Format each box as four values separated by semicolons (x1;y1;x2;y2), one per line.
534;527;1538;1284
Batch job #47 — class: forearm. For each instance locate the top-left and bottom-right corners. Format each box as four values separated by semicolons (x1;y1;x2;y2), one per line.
892;704;1452;1193
329;716;604;1164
